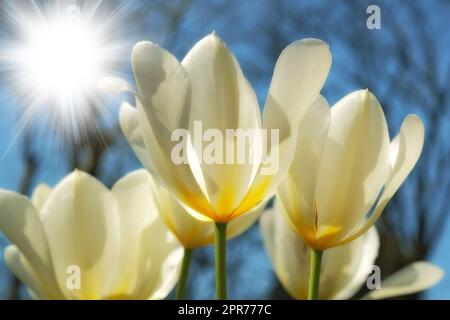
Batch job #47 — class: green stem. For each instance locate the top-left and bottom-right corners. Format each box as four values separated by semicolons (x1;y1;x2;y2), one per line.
175;248;193;300
308;249;323;300
214;222;228;300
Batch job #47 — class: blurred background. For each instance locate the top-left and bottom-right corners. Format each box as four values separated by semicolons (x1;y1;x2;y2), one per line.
0;0;449;299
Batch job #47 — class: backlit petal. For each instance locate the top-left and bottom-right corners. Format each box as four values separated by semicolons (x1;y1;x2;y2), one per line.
338;115;425;246
31;184;53;211
40;170;121;299
315;90;390;247
277;96;331;244
111;170;182;299
0;190;54;290
132;41;214;218
263;38;331;141
362;262;443;300
182;33;261;217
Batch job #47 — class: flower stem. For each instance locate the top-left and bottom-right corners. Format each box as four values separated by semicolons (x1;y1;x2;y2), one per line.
214;222;228;300
176;247;193;300
308;248;323;300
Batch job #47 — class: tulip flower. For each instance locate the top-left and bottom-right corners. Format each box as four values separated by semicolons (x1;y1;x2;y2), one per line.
261;205;443;299
139;169;263;299
276;90;424;298
0;170;182;300
111;32;331;299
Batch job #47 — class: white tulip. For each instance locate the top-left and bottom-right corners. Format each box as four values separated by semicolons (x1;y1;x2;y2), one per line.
117;32;332;223
0;170;182;300
277;90;425;250
145;169;263;249
261;205;443;299
142;168;264;299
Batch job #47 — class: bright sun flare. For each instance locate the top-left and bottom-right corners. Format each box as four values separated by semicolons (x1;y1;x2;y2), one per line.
1;1;125;141
22;13;103;104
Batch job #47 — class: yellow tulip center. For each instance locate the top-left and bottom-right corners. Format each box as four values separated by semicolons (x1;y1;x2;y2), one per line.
104;294;136;300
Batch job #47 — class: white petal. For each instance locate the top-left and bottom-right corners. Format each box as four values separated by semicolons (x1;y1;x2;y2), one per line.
182;33;262;217
315;90;390;247
227;201;265;240
97;77;135;95
362;262;443;300
182;33;261;133
385;115;425;197
119;102;154;172
132;41;191;134
149;173;214;248
339;115;425;245
31;184;53;211
231;128;298;218
143;244;183;300
277;96;331;242
4;245;52;300
242;40;332;216
261;203;380;300
40;170;121;300
263;38;331;141
111;170;182;299
149;166;262;248
132;41;214;218
0;190;53;286
110;169;156;296
233;41;333;220
260;204;310;300
329;227;379;299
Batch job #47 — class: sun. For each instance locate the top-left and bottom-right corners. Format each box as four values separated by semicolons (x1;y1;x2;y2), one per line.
21;7;104;105
1;1;126;142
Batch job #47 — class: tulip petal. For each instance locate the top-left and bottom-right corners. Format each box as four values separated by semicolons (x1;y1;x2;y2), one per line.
182;33;262;217
31;184;53;211
231;128;298;219
149;172;214;248
261;204;380;300
146;166;262;248
119;102;154;173
315;90;390;247
142;245;183;300
182;33;261;133
0;190;53;285
40;170;121;299
111;170;182;299
330;227;379;299
131;41;214;218
4;245;51;300
385;115;425;199
227;201;265;239
110;169;157;296
232;40;332;219
132;41;191;135
362;262;443;300
263;38;331;141
97;77;135;95
260;204;310;300
277;96;330;243
339;115;425;245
